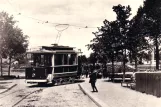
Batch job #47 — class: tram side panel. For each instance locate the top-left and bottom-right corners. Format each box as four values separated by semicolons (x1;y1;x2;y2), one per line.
25;67;48;83
53;65;78;79
25;66;78;83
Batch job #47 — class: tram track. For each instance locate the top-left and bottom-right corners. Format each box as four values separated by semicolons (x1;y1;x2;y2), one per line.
0;78;85;107
0;83;47;107
0;88;25;99
0;84;17;94
10;82;82;107
12;88;43;107
0;80;97;107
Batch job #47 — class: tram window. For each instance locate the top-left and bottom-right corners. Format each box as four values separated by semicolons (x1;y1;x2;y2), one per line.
44;55;52;66
33;54;52;66
41;55;44;65
69;54;77;65
64;54;68;65
34;55;41;66
54;54;63;65
26;54;33;66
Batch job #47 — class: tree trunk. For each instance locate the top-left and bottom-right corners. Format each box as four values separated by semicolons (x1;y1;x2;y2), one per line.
111;52;115;82
134;52;138;72
0;56;3;76
155;37;159;70
129;51;133;63
8;57;12;76
122;49;126;83
111;57;114;82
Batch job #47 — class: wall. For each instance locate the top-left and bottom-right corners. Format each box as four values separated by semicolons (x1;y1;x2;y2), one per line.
135;72;161;97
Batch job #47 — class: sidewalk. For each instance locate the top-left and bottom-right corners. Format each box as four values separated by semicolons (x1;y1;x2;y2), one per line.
80;78;161;107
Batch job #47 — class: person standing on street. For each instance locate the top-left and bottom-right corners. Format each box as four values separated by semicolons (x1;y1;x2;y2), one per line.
89;67;98;92
84;64;89;78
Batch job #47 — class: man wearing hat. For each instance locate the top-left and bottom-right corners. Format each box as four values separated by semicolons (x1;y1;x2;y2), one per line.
89;67;98;92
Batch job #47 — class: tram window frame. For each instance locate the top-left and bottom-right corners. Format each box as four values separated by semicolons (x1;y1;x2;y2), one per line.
64;54;68;65
69;54;77;65
33;54;52;66
54;54;63;65
26;53;34;66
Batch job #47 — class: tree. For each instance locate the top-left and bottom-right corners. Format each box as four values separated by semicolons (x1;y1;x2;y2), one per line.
81;55;88;63
101;20;121;81
0;12;16;76
112;4;131;82
88;4;132;81
127;6;149;71
88;52;97;66
88;19;121;81
142;0;161;70
0;12;28;76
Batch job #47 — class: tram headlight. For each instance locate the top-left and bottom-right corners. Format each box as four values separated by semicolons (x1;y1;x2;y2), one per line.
32;73;36;77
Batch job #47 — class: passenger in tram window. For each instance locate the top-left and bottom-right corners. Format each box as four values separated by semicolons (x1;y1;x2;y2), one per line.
36;62;39;67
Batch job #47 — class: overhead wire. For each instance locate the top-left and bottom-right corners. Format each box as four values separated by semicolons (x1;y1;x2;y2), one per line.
4;0;98;28
4;0;98;44
4;0;19;13
17;13;97;28
4;0;98;29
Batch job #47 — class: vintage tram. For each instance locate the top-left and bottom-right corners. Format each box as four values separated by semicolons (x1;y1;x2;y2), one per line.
25;44;79;85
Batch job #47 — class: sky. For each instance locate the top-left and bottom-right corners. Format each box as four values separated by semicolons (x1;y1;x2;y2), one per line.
0;0;143;57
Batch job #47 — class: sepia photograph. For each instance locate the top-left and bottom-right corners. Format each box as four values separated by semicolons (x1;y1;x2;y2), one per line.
0;0;161;107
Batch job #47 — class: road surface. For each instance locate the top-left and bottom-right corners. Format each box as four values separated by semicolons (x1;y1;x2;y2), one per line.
0;79;97;107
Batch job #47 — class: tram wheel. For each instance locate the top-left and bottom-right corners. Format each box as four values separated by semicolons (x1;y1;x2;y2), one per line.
63;78;68;84
54;80;59;86
71;78;75;83
52;80;56;85
68;77;72;83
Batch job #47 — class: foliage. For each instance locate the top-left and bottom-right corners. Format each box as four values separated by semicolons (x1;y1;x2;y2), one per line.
142;0;161;70
0;12;28;76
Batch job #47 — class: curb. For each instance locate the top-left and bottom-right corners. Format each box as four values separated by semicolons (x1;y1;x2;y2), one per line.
0;84;17;94
78;84;108;107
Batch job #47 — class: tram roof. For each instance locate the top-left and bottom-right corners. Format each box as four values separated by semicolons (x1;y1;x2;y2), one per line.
41;45;75;51
27;49;77;54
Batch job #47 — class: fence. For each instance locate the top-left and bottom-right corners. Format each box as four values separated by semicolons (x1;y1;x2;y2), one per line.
137;65;156;72
106;64;135;80
106;64;135;73
135;72;161;97
11;69;25;72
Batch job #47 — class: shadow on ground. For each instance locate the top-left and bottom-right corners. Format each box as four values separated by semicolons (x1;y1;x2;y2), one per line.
103;79;132;83
103;79;122;83
0;82;12;84
0;75;16;80
28;79;85;88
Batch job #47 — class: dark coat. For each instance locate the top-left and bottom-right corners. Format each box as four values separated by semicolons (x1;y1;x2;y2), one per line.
89;71;97;83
